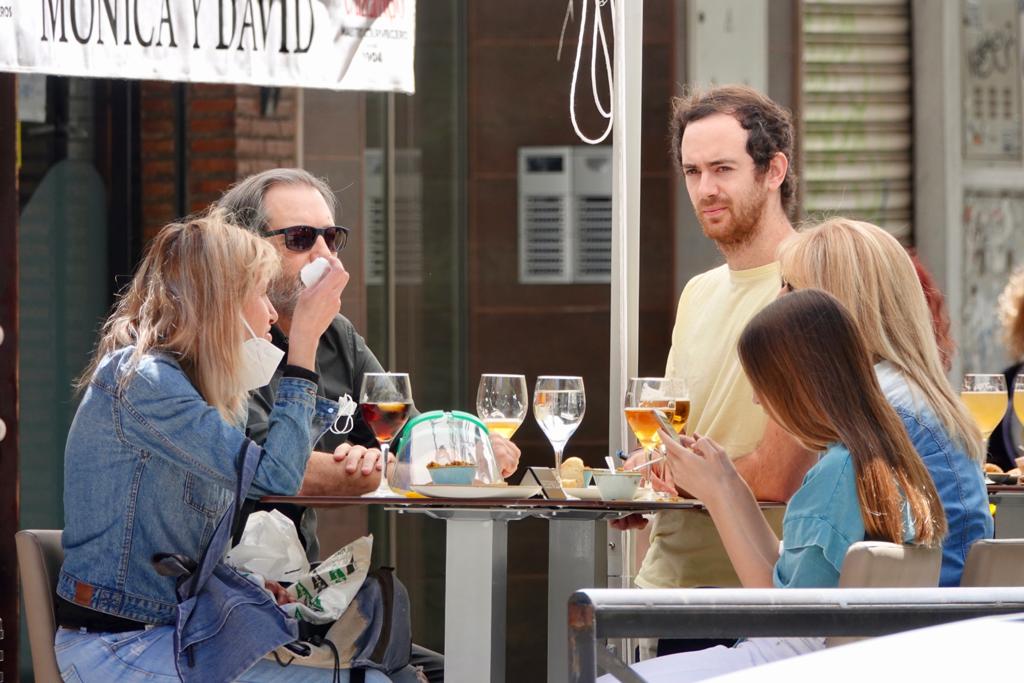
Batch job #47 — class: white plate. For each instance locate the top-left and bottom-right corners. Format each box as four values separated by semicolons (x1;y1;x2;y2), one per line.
564;487;603;500
410;484;543;500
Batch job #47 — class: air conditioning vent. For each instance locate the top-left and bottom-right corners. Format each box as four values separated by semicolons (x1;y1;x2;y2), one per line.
575;195;612;281
518;146;612;284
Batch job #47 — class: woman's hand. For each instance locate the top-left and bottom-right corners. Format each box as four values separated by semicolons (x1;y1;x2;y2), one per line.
266;580;297;606
287;256;349;370
660;430;740;504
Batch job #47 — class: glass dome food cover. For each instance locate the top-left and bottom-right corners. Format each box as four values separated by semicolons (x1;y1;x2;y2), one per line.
392;410;500;493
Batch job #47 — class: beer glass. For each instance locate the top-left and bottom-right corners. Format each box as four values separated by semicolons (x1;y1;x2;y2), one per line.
961;373;1007;443
476;374;528;439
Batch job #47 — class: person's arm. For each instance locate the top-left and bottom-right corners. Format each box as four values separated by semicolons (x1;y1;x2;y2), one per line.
731;418;817;503
662;432;781;587
489;434;521;478
298;444;386;495
121;360;322;495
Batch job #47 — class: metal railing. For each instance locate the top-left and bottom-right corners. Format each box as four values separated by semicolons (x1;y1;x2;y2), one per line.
568;587;1024;682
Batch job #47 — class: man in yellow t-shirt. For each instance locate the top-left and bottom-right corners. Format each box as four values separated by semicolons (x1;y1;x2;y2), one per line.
622;87;817;611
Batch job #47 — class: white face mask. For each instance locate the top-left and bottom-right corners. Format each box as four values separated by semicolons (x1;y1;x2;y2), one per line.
239;318;285;391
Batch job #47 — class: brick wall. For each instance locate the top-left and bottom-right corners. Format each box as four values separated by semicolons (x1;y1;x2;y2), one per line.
139;83;298;243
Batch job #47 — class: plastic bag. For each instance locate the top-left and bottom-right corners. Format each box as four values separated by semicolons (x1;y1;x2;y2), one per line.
226;509;310;582
283;535;373;624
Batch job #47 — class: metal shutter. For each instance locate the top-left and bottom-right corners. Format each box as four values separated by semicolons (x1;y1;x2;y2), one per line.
800;0;913;243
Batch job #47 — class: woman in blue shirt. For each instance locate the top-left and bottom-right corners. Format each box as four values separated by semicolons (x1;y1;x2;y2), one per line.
615;289;947;682
55;212;399;681
778;218;992;586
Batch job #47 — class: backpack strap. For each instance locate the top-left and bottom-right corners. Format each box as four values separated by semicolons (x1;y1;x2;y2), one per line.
368;567;397;663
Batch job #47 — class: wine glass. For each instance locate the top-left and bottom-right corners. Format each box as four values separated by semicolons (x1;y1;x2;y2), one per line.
532;376;586;481
360;372;413;498
476;374;528;439
961;374;1007;444
624;378;677;490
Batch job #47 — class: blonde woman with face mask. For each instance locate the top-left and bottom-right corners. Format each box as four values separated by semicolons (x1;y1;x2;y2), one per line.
54;212;402;681
777;217;991;587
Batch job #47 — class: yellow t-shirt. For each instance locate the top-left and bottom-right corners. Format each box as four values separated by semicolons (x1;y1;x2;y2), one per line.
635;261;786;589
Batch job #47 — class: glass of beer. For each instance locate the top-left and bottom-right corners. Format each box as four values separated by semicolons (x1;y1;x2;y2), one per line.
476;374;528;439
961;373;1007;443
1014;375;1024;429
624;378;680;489
360;372;414;498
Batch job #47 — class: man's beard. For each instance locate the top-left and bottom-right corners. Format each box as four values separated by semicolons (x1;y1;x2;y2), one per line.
267;272;303;320
697;183;769;249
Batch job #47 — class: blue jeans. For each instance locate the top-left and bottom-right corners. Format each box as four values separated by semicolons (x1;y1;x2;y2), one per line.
55;627;411;682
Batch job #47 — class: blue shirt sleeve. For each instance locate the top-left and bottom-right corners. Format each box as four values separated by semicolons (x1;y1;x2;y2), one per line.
773;542;841;588
773;515;854;588
773;444;865;588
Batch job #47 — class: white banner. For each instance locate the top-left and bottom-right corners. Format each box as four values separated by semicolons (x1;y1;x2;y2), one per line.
0;0;415;93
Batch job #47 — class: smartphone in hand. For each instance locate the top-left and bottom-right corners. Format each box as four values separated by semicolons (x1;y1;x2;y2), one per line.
652;409;681;444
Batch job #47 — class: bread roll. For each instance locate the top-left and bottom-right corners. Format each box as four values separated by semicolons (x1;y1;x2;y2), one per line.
984;462;1004;474
560;456;585;488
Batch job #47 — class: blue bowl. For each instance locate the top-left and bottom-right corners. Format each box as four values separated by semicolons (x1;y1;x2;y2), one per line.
428;466;476;486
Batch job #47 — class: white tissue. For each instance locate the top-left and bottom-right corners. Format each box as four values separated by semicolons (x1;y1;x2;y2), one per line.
300;257;330;288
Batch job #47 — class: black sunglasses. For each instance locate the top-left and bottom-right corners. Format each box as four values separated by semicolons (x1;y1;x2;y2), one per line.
265;225;350;253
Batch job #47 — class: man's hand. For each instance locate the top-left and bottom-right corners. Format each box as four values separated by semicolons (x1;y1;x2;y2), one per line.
621;448;677;494
332;442;385;476
610;513;650;531
297;445;392;496
489;434;521;479
609;449;675;531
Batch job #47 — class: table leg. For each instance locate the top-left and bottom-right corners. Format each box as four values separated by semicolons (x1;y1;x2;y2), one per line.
444;516;508;683
548;518;606;683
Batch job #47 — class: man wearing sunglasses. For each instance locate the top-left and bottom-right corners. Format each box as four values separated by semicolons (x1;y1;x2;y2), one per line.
218;169;519;682
222;171;522;501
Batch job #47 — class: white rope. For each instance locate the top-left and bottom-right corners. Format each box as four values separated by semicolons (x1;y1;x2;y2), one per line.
569;0;615;144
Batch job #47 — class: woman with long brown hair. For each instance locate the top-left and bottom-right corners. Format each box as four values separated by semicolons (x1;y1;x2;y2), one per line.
611;289;946;682
778;218;990;586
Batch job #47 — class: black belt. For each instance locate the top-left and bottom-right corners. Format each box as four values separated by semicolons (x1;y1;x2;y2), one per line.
57;620;146;634
55;596;148;633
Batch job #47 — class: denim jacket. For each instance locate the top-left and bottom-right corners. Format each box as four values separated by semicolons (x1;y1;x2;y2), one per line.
58;347;338;624
876;361;993;586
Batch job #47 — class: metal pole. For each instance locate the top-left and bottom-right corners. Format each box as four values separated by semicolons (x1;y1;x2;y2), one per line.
609;0;643;458
608;0;643;637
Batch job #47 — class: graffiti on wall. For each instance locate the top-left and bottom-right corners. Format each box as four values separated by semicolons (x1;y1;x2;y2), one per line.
961;190;1024;373
961;0;1023;161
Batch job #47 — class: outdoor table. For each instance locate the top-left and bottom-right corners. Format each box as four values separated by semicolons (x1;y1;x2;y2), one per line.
989;484;1024;538
259;494;703;683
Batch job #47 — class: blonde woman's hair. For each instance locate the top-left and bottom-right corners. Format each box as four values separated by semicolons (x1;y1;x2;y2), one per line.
739;289;947;546
998;267;1024;359
79;209;281;422
777;217;984;462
